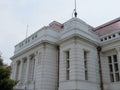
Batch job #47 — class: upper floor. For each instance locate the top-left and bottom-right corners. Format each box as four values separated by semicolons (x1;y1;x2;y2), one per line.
12;17;120;57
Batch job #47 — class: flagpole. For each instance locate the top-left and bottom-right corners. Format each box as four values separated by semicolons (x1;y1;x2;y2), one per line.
26;25;29;39
74;0;77;17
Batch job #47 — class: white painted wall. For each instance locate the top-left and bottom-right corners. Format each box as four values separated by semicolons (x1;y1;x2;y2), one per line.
11;18;120;90
59;37;100;90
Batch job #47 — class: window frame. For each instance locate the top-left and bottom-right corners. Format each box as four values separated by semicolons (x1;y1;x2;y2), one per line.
108;55;120;82
65;51;70;80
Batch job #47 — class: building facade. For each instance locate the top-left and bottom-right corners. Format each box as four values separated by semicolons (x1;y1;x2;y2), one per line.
11;17;120;90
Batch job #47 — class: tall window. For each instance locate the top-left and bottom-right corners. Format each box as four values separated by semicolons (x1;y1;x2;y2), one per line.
84;51;88;80
66;51;70;80
108;55;120;82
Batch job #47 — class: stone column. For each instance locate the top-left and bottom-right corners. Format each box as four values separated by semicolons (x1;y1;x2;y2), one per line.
14;61;17;80
116;47;120;60
33;52;38;90
34;52;38;81
25;56;30;83
19;59;23;81
10;63;14;79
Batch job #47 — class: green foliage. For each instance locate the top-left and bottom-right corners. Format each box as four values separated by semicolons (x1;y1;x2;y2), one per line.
0;79;17;90
0;58;17;90
0;68;10;79
0;58;3;67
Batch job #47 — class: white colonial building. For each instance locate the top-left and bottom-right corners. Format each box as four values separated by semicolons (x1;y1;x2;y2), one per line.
11;17;120;90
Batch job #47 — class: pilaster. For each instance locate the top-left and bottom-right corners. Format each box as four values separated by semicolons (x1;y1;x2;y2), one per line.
19;59;23;81
115;47;120;60
33;52;38;90
34;52;38;80
13;62;17;80
25;56;30;83
115;47;120;73
10;63;13;79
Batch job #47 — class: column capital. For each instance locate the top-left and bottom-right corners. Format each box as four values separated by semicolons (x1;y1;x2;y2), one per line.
20;59;24;63
16;60;21;65
22;56;28;60
115;47;120;52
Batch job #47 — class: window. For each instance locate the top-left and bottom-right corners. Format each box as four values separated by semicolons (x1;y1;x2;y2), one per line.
25;40;27;44
101;39;103;41
104;37;107;40
113;55;117;62
65;51;70;80
108;36;111;39
84;51;88;80
112;34;116;37
21;42;23;46
35;34;37;38
118;33;120;35
32;36;34;40
28;39;30;43
115;73;119;81
108;55;120;82
19;44;21;48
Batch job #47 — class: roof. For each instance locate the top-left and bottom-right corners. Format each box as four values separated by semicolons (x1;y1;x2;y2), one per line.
94;17;120;36
49;21;63;31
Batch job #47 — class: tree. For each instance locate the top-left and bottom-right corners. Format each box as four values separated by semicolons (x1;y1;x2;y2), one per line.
0;56;17;90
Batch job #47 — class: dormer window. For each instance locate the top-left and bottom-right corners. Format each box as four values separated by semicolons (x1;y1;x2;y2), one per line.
112;34;116;37
19;44;21;48
108;36;111;39
118;33;120;35
104;37;107;40
21;42;23;46
25;40;27;44
35;34;37;38
101;39;103;41
28;39;30;43
32;36;34;40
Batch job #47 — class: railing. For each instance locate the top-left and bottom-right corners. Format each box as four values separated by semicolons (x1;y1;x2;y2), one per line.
14;27;59;55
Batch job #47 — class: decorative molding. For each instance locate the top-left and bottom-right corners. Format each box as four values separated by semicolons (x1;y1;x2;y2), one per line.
115;47;120;52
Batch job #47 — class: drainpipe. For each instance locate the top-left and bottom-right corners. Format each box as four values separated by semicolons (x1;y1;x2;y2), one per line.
33;80;35;90
97;46;104;90
57;46;60;90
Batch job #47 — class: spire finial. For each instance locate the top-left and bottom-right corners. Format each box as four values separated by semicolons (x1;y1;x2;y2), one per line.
74;0;77;17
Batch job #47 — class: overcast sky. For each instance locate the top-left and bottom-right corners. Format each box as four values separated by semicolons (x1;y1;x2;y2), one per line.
0;0;120;65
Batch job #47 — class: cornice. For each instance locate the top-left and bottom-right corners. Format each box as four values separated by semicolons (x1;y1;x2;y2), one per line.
11;40;58;60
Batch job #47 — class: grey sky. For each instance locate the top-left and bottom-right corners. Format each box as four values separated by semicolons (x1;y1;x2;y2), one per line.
0;0;120;65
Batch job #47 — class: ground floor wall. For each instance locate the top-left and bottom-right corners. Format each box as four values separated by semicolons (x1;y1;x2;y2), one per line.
59;80;100;90
12;40;120;90
12;43;58;90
